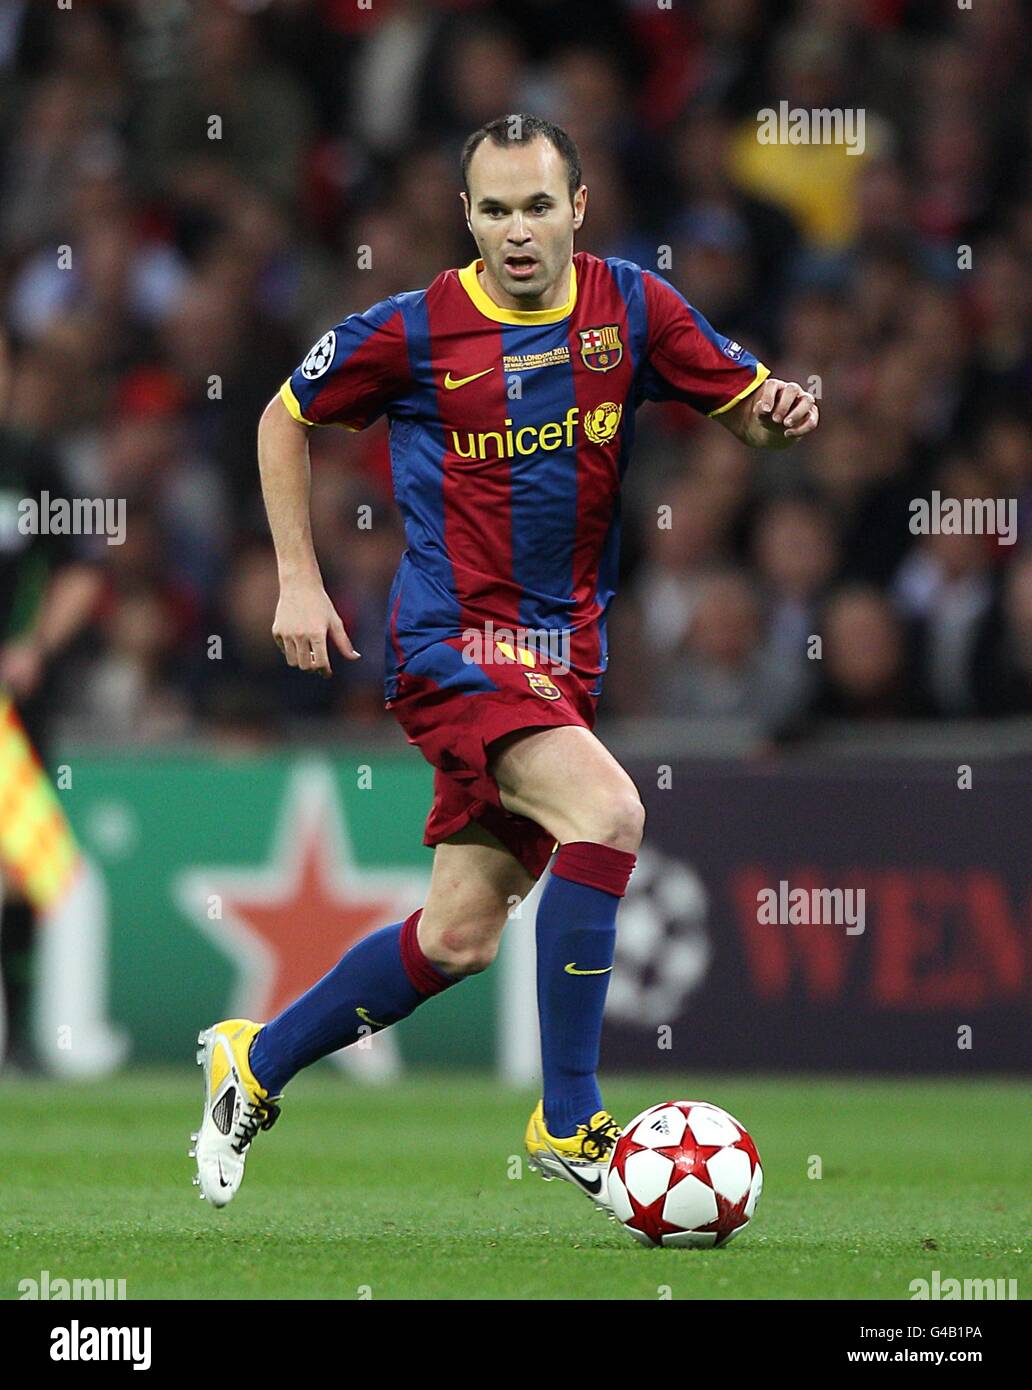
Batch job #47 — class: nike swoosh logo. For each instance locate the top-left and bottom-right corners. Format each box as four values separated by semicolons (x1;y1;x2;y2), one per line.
444;368;494;390
543;1142;603;1195
356;1006;387;1028
216;1158;230;1189
564;962;613;976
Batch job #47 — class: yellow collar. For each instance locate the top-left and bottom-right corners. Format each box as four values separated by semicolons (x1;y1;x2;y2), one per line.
458;258;577;325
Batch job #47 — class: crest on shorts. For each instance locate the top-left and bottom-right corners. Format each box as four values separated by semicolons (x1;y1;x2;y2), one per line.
525;671;561;701
579;325;623;372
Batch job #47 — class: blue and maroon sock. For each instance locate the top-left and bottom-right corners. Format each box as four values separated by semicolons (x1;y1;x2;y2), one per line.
536;841;637;1137
247;909;456;1093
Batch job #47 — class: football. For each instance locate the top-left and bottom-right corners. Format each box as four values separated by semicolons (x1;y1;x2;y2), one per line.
607;1101;763;1248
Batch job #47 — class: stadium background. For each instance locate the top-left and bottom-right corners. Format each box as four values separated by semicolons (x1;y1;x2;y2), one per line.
0;0;1028;1089
0;0;1028;1312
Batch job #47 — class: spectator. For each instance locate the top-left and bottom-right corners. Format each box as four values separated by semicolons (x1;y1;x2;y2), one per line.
813;586;920;721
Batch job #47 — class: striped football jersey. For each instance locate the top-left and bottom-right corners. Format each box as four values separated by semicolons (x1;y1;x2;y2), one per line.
281;252;768;698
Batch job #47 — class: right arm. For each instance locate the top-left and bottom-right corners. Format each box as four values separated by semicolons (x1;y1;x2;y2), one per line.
257;392;359;677
262;297;410;675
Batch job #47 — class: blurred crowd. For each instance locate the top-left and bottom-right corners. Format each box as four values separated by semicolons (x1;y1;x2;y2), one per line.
0;0;1029;745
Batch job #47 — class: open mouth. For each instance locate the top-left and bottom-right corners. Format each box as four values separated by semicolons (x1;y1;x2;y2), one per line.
504;255;538;279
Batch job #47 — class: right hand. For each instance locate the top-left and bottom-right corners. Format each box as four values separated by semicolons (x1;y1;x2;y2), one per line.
271;581;360;678
0;639;45;700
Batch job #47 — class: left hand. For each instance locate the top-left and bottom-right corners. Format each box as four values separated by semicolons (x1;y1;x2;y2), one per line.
752;378;820;444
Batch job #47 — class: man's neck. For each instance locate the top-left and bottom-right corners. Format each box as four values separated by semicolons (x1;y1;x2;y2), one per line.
476;259;572;313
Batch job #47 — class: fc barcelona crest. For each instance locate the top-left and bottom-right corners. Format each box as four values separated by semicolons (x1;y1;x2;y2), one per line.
525;671;562;701
579;324;623;372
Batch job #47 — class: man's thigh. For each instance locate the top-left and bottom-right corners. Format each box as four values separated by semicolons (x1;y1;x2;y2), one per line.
487;724;643;847
419;821;536;953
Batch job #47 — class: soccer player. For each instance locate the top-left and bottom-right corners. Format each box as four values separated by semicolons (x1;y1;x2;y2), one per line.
192;115;818;1209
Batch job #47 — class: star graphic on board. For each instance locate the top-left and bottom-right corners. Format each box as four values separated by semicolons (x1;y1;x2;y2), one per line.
175;763;428;1075
212;819;395;1018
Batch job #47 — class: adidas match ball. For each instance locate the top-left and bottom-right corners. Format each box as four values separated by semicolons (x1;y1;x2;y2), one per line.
607;1101;762;1248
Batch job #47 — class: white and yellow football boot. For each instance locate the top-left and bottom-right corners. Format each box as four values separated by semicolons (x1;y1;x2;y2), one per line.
190;1019;281;1207
525;1101;622;1216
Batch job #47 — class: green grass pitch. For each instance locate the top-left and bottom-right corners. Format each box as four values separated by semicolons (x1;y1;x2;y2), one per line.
1;1070;1028;1300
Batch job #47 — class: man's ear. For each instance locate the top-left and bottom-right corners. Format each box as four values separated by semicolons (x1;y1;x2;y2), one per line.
460;190;472;234
572;184;588;232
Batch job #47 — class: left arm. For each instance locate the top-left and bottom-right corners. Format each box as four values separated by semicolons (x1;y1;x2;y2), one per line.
638;270;819;449
0;563;104;701
715;376;820;449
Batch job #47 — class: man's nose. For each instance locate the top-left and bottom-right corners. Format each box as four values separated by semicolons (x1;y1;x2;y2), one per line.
507;214;531;242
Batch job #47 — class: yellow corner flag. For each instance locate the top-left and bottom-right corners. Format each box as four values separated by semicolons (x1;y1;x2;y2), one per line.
0;693;80;912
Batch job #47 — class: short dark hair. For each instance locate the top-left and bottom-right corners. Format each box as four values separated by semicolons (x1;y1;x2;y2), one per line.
461;114;583;205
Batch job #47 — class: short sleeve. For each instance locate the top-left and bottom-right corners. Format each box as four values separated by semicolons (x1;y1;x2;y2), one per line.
280;297;411;430
640;271;768;417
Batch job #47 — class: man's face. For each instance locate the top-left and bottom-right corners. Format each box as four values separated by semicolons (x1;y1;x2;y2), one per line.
461;135;586;308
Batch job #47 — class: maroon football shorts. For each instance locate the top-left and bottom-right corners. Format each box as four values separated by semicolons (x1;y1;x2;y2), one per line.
385;638;600;880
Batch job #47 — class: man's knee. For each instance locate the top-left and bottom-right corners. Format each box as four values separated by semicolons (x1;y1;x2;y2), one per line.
606;795;645;845
585;790;646;852
418;913;505;977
